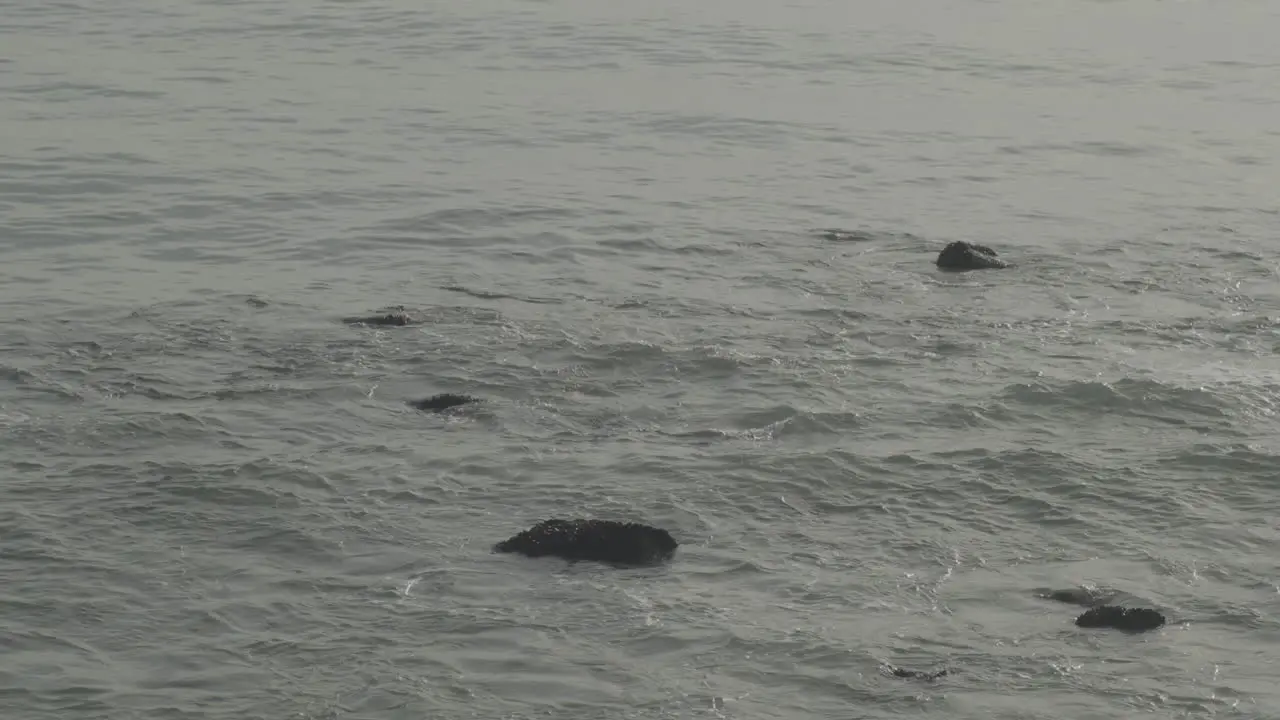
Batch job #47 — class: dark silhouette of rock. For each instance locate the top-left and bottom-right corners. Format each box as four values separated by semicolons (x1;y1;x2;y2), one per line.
493;519;679;567
886;664;950;681
1075;605;1166;632
409;393;479;413
936;241;1009;270
1036;586;1116;607
344;307;415;326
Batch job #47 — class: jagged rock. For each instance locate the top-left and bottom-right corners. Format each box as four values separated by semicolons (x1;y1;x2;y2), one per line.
493;519;679;567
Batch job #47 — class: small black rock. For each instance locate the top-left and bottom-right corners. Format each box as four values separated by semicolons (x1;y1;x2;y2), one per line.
1075;605;1166;632
493;518;679;567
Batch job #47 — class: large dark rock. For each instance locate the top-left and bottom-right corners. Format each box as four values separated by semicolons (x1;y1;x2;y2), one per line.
410;393;479;413
493;519;679;567
936;241;1009;270
1075;605;1166;632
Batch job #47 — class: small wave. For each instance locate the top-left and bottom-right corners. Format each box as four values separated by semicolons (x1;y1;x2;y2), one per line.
440;285;564;305
367;205;579;235
1154;442;1280;479
11;81;164;101
1000;377;1232;425
813;227;921;244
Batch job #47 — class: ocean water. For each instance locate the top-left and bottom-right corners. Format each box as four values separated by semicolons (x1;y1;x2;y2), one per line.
3;0;1280;717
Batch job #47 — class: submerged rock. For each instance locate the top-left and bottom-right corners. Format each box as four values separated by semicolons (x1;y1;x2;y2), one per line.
820;229;876;242
409;393;479;413
886;664;950;681
936;241;1009;270
1036;586;1116;607
493;519;679;567
1075;605;1166;632
343;307;415;326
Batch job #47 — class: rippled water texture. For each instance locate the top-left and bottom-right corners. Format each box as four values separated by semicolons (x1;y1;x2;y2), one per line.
3;0;1280;718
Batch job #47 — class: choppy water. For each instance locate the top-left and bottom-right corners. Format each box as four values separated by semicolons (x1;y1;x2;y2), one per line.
4;1;1280;718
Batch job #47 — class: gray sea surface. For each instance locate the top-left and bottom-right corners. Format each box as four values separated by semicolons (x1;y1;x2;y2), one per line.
3;0;1280;718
